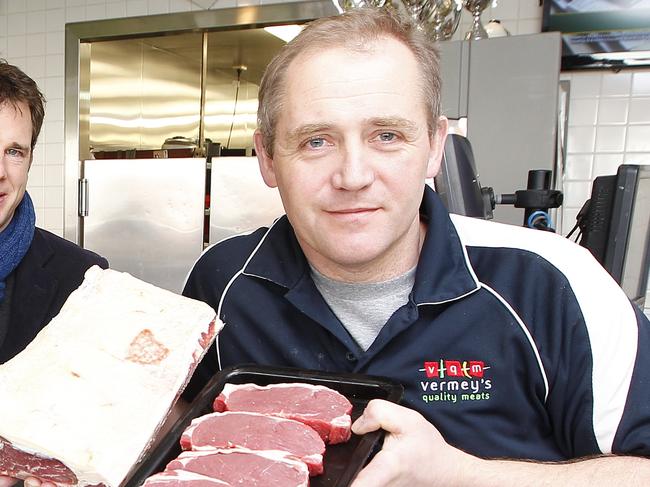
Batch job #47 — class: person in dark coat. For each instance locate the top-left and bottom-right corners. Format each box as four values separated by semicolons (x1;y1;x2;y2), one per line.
0;59;108;364
0;57;108;487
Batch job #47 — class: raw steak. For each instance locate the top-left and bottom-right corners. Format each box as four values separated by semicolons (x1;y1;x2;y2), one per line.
213;383;353;444
142;470;231;487
0;266;221;487
180;411;325;475
165;449;309;487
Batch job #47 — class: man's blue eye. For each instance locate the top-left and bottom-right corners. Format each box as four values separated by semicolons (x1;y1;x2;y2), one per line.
379;132;396;142
308;138;325;148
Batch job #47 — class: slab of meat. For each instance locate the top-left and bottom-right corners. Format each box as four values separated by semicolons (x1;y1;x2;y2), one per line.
0;438;77;485
142;470;231;487
0;266;221;487
166;449;309;487
213;383;353;444
180;411;325;475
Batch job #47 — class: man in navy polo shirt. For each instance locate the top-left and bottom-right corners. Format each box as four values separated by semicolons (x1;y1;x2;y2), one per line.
183;7;650;486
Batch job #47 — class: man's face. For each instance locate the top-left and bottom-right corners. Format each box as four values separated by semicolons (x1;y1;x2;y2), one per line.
0;101;32;233
255;37;447;281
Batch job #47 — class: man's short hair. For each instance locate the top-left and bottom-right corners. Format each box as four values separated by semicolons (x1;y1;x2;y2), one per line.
257;7;442;157
0;59;46;150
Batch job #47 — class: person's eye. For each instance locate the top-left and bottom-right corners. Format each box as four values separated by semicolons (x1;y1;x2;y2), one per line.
6;148;26;159
377;132;398;142
306;137;327;149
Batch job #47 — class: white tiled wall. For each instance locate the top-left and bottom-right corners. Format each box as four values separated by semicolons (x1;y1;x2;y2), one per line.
561;70;650;236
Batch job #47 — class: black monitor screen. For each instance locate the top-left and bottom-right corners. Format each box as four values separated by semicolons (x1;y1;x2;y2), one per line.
543;0;650;70
613;169;650;304
580;164;650;307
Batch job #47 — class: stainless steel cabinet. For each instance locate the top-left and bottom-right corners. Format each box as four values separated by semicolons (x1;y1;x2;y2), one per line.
80;156;283;293
81;158;206;293
208;156;284;246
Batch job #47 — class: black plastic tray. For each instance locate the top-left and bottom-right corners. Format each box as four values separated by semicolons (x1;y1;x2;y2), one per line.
125;364;403;487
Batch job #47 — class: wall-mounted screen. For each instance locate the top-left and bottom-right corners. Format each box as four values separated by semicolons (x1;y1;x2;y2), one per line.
542;0;650;70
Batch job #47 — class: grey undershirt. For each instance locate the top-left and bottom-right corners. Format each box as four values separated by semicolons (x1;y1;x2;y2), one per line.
310;265;416;351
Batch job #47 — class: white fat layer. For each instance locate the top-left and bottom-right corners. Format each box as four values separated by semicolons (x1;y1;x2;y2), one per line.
302;453;323;463
0;266;221;486
332;415;352;428
221;382;338;395
144;469;230;486
175;448;309;474
184;411;325;457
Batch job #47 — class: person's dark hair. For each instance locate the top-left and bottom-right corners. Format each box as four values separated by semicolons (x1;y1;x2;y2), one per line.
257;7;441;157
0;59;46;150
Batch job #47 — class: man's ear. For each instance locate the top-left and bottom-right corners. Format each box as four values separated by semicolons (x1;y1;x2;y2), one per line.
254;131;278;188
426;116;449;179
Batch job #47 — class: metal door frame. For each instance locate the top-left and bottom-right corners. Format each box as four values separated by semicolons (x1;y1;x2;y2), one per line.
64;1;337;243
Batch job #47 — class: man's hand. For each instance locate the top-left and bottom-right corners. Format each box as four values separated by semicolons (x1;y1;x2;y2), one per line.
350;399;475;487
350;400;650;487
0;476;18;487
0;476;56;487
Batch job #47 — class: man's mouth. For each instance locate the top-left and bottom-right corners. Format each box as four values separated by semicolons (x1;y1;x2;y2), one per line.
326;207;379;220
332;208;374;213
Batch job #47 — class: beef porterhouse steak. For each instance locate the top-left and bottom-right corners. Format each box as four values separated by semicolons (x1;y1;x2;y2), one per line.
213;382;353;444
180;410;326;475
166;449;309;487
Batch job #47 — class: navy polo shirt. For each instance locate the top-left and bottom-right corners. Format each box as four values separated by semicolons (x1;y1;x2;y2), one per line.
183;186;650;461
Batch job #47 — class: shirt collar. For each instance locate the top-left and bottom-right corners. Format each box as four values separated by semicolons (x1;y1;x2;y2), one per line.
412;185;480;305
243;185;480;304
243;216;309;288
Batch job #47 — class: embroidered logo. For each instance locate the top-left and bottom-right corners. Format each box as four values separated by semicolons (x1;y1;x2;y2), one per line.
418;359;492;404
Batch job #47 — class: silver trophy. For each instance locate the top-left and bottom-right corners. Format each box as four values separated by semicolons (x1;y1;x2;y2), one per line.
463;0;491;40
384;1;463;41
422;0;463;41
334;0;388;12
400;0;432;23
333;0;462;41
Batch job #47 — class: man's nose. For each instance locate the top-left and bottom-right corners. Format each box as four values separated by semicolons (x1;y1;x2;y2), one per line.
331;142;375;191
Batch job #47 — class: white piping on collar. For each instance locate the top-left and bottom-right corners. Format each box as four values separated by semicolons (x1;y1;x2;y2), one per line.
482;282;550;402
416;215;481;306
213;221;281;370
181;231;254;292
440;215;550;399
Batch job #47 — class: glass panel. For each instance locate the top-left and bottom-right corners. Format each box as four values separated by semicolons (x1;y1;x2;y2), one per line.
204;28;287;152
88;32;203;153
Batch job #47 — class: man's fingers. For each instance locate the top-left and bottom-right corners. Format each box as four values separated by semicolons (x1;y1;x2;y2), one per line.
350;450;401;487
0;477;45;487
24;477;49;487
352;399;418;436
0;477;18;487
0;475;55;487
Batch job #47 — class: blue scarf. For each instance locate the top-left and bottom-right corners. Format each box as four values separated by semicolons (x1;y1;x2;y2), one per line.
0;192;36;303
